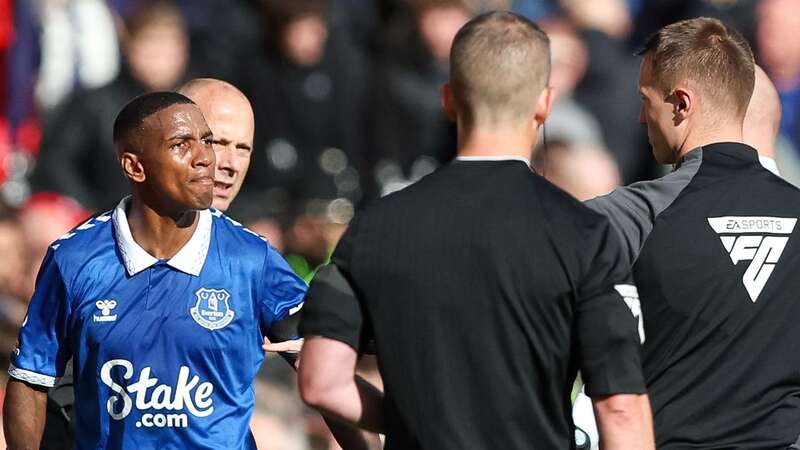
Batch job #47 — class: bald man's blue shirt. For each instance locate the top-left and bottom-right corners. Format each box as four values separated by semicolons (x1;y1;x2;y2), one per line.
9;198;306;449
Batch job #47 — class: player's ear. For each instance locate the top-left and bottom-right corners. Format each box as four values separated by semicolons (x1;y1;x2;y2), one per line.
534;86;554;128
441;83;457;122
119;150;146;183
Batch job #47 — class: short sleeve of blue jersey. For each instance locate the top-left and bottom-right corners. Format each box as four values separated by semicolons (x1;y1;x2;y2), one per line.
9;248;73;387
258;245;307;336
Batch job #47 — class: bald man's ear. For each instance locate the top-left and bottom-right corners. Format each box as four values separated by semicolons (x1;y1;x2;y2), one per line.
534;86;554;128
441;83;457;122
120;151;146;183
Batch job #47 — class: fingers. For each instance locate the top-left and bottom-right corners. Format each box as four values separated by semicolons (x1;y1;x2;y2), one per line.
263;338;304;354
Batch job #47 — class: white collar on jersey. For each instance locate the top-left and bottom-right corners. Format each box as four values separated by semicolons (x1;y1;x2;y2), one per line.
456;155;531;166
759;155;781;177
112;196;212;277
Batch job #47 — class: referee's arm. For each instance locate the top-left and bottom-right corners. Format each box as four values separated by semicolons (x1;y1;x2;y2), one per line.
297;263;385;434
576;216;655;450
266;307;383;450
260;245;382;449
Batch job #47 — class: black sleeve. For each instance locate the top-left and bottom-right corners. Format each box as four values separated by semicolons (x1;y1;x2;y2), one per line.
267;312;301;367
299;217;368;351
576;215;647;397
267;310;300;342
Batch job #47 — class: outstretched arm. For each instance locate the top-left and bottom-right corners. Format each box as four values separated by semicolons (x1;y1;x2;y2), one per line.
299;336;385;434
4;378;48;450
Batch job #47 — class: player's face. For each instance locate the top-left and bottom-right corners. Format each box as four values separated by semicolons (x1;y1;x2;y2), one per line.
638;57;679;164
201;100;254;211
141;104;215;210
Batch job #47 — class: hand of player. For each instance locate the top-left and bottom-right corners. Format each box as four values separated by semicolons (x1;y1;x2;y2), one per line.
262;337;304;354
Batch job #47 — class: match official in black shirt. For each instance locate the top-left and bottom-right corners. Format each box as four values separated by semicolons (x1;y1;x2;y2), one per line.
296;12;654;450
581;17;800;449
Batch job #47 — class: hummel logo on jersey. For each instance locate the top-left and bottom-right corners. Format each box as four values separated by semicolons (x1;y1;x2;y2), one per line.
93;299;118;322
708;216;797;302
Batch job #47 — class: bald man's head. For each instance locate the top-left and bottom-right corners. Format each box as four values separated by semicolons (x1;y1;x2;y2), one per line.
744;65;782;158
178;78;255;211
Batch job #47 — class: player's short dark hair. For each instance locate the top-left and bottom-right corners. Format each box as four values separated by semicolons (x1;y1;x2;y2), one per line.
449;11;550;130
638;17;755;118
113;91;195;149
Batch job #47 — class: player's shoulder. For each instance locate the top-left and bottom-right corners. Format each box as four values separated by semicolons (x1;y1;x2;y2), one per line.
210;209;275;255
48;209;116;261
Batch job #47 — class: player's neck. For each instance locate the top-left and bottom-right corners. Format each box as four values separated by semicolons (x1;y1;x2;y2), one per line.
126;197;198;260
456;126;535;162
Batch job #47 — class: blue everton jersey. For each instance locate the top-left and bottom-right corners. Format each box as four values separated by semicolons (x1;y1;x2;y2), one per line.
9;198;306;449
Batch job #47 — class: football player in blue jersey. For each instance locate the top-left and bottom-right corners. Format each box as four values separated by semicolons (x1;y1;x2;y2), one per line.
2;91;375;449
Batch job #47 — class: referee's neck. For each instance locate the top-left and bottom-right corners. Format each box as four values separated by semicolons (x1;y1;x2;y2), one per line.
456;127;536;162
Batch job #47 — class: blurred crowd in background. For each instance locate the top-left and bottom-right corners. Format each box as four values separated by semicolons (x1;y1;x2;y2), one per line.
1;0;800;448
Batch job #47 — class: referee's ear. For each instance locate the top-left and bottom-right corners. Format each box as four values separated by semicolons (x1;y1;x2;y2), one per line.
534;86;554;128
120;150;146;183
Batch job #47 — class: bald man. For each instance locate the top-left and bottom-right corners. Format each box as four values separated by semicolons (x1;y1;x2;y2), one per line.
179;79;254;211
744;65;783;176
179;79;381;450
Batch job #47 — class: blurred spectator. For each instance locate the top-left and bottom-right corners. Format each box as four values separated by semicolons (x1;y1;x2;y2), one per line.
562;0;632;39
632;0;757;49
0;212;27;365
512;0;559;20
239;0;369;223
30;0;189;211
172;0;264;83
367;0;471;197
17;193;89;295
534;140;621;201
540;20;604;146
34;0;120;111
562;0;655;183
757;0;800;152
284;199;351;282
4;0;42;205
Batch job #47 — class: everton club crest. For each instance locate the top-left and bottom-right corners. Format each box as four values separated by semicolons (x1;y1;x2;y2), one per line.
191;288;235;330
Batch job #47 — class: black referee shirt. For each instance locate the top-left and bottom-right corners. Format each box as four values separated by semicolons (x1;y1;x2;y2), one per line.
301;159;645;450
588;142;800;449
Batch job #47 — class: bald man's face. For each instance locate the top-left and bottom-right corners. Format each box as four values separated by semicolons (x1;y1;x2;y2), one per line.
192;92;254;211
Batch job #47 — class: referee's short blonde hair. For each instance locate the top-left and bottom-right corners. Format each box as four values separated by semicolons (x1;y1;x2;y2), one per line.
639;17;755;119
449;11;550;130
